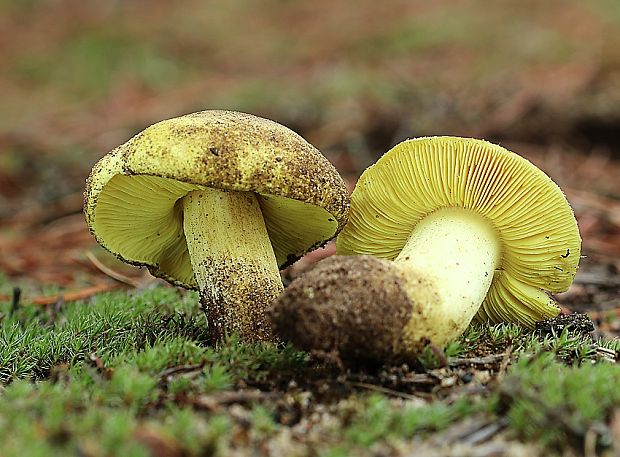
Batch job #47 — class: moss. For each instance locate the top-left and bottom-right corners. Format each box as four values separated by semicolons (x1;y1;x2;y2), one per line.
0;287;617;456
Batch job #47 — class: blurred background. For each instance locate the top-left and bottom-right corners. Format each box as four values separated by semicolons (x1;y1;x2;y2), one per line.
0;0;619;331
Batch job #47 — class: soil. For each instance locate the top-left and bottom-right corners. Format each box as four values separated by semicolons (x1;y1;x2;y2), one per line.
535;313;595;338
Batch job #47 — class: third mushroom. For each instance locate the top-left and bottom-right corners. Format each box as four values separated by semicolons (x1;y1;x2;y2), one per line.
271;137;581;362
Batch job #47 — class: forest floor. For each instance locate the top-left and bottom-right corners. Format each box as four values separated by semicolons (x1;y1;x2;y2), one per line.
1;0;619;455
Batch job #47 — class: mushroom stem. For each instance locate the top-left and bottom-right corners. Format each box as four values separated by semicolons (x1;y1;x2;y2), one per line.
394;208;501;346
181;189;283;343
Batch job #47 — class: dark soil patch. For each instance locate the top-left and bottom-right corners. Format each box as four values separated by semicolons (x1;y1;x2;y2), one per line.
535;313;595;338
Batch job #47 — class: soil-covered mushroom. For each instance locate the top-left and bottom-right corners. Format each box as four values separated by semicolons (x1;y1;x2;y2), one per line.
335;136;581;348
270;255;434;364
84;110;349;342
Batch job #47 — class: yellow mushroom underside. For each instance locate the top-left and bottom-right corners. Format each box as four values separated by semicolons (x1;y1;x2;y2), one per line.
92;173;339;288
337;137;581;327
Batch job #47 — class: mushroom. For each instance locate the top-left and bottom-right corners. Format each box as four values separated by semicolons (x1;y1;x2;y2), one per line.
336;136;581;348
84;110;349;343
272;137;581;361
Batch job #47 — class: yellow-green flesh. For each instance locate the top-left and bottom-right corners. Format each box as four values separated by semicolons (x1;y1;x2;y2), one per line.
92;174;339;289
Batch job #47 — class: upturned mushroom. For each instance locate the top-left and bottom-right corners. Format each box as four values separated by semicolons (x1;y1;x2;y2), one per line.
272;137;581;360
84;110;349;343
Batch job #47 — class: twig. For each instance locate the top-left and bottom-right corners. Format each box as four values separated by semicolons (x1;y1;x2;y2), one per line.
0;282;123;306
424;413;503;447
348;381;425;401
85;251;143;288
449;353;507;366
593;345;618;363
159;363;205;382
400;373;438;386
462;418;508;445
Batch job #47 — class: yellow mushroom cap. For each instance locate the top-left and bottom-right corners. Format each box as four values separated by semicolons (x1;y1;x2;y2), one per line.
336;137;581;327
84;110;350;289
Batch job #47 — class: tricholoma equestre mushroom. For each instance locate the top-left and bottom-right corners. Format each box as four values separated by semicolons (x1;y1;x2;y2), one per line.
271;137;581;362
84;110;349;343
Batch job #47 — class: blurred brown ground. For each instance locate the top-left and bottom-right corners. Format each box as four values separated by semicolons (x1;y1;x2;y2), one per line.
0;0;619;335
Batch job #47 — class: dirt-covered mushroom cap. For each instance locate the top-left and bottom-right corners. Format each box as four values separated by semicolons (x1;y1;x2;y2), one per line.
85;110;349;285
270;255;425;364
84;110;350;342
337;137;581;341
